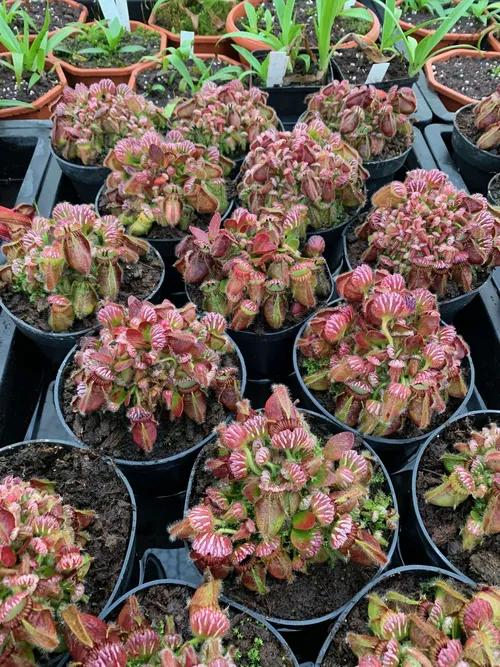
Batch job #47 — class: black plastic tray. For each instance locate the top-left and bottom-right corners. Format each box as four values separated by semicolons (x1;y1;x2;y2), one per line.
417;71;456;124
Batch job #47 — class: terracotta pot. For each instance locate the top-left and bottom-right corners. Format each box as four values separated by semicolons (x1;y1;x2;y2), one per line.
225;0;379;58
54;21;167;86
0;57;67;120
425;49;500;111
128;52;243;90
148;7;234;57
487;22;500;51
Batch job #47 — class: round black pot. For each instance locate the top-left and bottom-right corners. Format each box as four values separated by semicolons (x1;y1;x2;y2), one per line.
51;146;111;204
0;245;165;366
487;171;500;205
315;564;477;667
410;409;500;584
182;408;399;631
452;104;500;196
293;301;476;474
95;186;234;300
341;220;492;322
72;579;300;667
53;335;247;492
0;439;137;667
364;144;412;196
186;264;335;382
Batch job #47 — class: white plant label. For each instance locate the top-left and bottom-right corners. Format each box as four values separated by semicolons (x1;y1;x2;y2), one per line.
266;51;289;87
115;0;130;31
344;0;356;9
98;0;119;21
180;31;195;55
365;63;390;84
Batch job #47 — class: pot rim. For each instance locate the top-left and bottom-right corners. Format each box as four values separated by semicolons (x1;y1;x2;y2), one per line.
182;406;399;627
49;143;111;172
453;103;500;164
292;299;476;447
53;333;247;468
394;0;487;40
411;408;500;584
314;563;478;666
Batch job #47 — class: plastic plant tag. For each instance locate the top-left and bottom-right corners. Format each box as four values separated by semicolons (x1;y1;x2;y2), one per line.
344;0;356;8
180;30;195;55
266;51;289;87
365;63;390;84
115;0;130;31
97;0;119;22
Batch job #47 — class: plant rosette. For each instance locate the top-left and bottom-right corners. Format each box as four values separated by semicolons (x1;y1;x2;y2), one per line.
0;56;67;120
226;0;380;54
425;49;500;112
342;169;500;321
172;385;399;627
413;410;500;587
315;565;485;667
293;265;475;474
52;21;166;87
64;577;299;667
0;439;137;666
452;97;500;179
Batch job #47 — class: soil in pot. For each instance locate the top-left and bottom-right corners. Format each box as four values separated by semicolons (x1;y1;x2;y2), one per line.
0;247;163;333
153;0;231;35
398;5;485;34
0;443;132;616
490;175;500;204
431;55;500;101
188;417;395;621
455;104;500;156
297;348;472;441
108;584;295;667
334;48;411;85
345;222;491;301
11;0;83;32
236;0;371;48
61;350;243;461
0;67;58;105
134;57;240;106
54;26;161;69
320;570;475;666
417;416;500;585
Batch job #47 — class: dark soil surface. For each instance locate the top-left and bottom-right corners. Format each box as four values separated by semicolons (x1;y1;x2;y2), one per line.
236;0;371;48
333;48;412;85
61;350;242;461
108;584;295;666
416;416;500;586
252;51;329;88
364;131;413;161
135;58;241;106
456;104;500;156
320;571;475;667
345;223;491;300
489;174;500;204
186;267;332;335
297;346;471;441
0;248;163;333
12;0;83;33
153;0;231;35
0;67;58;105
399;6;486;34
54;26;161;69
186;418;396;621
0;443;132;616
432;56;500;101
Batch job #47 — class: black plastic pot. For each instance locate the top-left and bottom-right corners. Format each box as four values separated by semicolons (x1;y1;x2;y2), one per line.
341;220;493;323
308;203;364;273
182;408;399;630
365;145;412;195
452;104;500;196
250;50;343;126
53;334;247;492
0;245;165;366
292;301;476;474
91;579;300;667
487;171;500;205
410;409;500;583
315;565;477;666
0;439;137;667
51;145;110;204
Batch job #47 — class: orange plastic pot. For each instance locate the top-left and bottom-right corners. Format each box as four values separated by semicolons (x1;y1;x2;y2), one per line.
225;0;379;58
0;57;67;120
54;21;167;86
424;49;500;111
148;7;234;57
395;0;486;51
128;52;243;90
487;22;500;51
